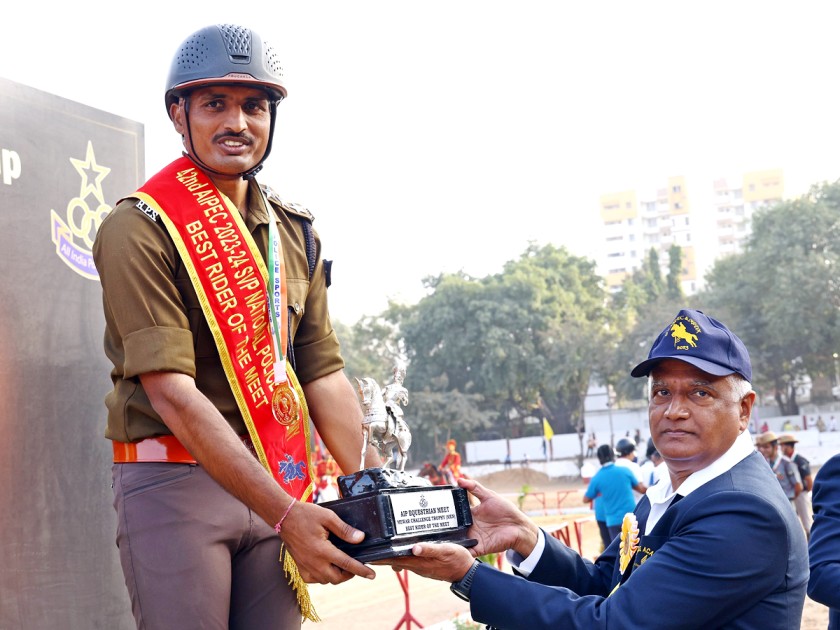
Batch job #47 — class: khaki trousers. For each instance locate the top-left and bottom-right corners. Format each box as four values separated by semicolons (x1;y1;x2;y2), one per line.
112;463;300;630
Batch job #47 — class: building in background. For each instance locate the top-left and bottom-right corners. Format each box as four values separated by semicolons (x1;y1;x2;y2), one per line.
714;169;784;257
598;169;784;294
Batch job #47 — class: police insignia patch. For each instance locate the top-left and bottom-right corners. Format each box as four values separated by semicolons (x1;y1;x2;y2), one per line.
50;141;113;280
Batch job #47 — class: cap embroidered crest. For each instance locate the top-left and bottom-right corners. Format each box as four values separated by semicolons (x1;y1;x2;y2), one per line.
630;308;752;382
670;316;700;350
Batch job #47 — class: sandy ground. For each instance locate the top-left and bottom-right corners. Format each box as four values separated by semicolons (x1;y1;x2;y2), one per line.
308;467;829;629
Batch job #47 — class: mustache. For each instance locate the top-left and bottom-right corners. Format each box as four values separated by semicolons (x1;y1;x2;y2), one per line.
213;131;254;144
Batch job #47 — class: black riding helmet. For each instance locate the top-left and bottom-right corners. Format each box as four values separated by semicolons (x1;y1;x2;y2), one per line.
164;24;287;179
615;437;637;457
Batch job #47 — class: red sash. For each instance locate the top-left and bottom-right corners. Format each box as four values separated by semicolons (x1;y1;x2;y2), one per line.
134;157;313;502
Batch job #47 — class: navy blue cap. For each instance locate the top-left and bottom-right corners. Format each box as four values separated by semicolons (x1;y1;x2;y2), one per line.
630;309;752;382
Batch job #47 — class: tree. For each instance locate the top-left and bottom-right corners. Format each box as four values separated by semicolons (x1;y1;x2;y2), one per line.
594;246;688;409
396;244;607;450
641;248;664;299
701;180;840;415
406;390;495;465
333;313;404;385
666;244;685;301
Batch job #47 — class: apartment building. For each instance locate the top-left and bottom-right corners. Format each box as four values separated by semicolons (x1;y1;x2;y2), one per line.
598;169;783;293
714;169;784;257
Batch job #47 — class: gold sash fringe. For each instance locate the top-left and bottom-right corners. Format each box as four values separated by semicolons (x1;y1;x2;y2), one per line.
283;544;321;623
285;368;317;621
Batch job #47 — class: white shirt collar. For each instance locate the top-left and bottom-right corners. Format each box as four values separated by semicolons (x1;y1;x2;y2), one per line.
644;430;754;533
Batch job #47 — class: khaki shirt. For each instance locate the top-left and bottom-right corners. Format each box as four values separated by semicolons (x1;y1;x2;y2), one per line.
93;178;344;442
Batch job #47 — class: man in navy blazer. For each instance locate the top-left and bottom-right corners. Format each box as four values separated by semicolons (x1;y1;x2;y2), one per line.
809;453;840;628
387;309;808;628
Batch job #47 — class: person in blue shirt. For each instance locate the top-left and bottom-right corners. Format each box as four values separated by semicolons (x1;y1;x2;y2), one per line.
584;444;645;547
586;445;610;551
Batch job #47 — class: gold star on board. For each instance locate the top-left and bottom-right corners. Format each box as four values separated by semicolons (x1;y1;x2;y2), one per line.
70;140;111;205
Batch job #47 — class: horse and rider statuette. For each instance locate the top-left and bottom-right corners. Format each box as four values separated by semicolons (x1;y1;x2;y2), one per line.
356;363;412;471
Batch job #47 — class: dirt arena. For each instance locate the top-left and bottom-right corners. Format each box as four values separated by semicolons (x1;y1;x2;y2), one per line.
308;467;829;629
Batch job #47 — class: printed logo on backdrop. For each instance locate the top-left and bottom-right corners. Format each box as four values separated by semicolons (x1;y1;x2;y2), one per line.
49;141;112;280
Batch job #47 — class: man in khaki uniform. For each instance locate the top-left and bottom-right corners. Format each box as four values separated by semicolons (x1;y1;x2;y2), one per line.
93;23;378;629
778;433;813;539
756;431;803;508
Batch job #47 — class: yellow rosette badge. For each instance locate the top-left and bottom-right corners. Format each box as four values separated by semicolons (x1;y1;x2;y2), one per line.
619;513;640;573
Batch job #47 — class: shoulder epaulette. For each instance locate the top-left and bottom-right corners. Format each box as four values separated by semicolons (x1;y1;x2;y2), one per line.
261;185;315;223
260;184;318;282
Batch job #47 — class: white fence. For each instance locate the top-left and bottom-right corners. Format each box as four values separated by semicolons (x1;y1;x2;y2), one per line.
464;426;840;478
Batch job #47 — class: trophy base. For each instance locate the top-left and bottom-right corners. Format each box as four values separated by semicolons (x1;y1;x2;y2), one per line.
321;467;476;562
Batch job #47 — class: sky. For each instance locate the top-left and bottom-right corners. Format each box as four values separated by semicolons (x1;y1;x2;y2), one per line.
3;2;840;323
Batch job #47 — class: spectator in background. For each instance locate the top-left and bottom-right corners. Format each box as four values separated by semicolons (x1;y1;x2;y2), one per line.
583;444;645;546
808;453;840;629
778;433;813;540
639;443;665;487
586;432;597;458
614;437;647;503
756;431;802;508
440;439;464;485
586;444;613;551
590;490;609;552
314;475;339;504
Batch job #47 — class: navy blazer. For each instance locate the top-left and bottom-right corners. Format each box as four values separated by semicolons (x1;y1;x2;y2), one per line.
470;451;808;629
808;453;840;629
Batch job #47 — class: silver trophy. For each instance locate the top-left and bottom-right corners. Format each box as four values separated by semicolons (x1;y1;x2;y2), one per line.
321;363;476;562
358;363;411;471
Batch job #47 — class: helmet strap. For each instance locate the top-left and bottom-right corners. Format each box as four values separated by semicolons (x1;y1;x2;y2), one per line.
242;100;278;179
181;96;277;181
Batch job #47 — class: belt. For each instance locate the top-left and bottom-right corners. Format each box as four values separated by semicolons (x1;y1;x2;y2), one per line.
113;435;197;464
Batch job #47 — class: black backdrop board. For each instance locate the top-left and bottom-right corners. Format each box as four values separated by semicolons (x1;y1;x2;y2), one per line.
0;77;142;629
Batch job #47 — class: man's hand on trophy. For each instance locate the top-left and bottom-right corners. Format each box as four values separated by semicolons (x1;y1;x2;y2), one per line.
278;501;376;584
376;542;475;583
458;478;541;559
